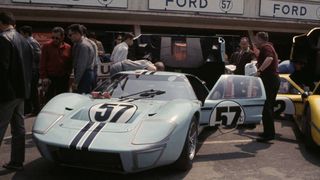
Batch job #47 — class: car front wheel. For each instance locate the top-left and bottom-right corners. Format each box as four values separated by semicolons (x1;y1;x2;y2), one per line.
173;116;198;171
303;107;317;149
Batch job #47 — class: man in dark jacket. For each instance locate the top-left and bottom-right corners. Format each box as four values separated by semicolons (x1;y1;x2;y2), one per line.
68;24;96;94
20;25;41;115
230;37;256;75
0;11;33;171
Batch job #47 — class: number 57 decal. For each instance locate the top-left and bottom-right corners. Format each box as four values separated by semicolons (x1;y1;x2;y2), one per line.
210;101;245;126
89;103;137;123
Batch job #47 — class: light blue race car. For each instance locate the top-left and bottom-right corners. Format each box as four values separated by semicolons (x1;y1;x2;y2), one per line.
33;71;266;173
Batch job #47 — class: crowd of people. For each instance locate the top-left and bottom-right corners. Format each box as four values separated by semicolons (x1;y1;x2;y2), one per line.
0;11;165;171
1;10;308;171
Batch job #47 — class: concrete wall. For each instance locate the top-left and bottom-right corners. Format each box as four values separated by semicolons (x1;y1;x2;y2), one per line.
0;0;319;33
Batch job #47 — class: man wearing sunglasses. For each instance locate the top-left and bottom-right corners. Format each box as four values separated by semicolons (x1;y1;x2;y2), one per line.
229;37;256;75
39;27;72;102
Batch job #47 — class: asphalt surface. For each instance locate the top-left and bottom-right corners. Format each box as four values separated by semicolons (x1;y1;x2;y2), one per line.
1;117;320;180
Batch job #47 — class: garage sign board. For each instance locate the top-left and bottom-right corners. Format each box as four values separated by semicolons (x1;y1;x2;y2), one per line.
260;0;320;20
12;0;127;8
149;0;244;14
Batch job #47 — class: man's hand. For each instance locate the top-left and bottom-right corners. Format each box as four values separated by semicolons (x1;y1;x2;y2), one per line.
42;78;50;86
72;82;78;92
255;71;261;77
41;78;51;92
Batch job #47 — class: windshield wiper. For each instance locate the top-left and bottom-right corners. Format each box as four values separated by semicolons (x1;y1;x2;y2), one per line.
139;90;166;97
119;89;166;100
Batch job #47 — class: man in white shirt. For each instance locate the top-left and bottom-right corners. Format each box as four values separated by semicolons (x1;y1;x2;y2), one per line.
110;33;134;63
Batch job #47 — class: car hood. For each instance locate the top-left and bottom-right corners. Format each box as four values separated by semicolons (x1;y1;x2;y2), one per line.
59;98;167;133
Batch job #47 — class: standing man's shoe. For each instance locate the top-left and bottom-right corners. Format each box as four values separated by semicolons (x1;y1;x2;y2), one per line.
257;132;266;138
2;162;24;171
256;136;275;143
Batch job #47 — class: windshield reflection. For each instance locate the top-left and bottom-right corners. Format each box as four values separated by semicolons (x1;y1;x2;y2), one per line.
95;74;197;101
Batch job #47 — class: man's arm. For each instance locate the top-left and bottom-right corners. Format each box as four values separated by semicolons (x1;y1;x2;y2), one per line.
74;44;92;85
257;46;275;72
258;57;273;72
125;60;156;71
146;63;157;71
31;40;41;67
39;44;48;79
0;37;11;83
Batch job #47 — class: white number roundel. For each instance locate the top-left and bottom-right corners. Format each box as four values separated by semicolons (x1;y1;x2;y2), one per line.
210;101;245;126
219;0;233;12
98;0;113;6
89;103;136;123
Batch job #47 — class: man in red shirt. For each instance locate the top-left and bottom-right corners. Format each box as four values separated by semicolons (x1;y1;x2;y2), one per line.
255;32;280;142
40;27;72;102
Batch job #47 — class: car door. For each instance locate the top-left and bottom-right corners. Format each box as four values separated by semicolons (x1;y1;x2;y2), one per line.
200;75;266;127
276;75;304;118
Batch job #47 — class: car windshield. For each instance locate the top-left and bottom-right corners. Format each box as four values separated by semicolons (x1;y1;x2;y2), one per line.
208;75;263;100
95;73;197;101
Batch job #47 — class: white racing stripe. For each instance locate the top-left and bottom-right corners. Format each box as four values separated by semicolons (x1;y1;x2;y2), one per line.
200;139;253;145
76;123;100;150
4;132;33;140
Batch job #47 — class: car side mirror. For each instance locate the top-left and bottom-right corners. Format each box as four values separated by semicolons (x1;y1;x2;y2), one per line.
301;91;310;99
201;80;207;86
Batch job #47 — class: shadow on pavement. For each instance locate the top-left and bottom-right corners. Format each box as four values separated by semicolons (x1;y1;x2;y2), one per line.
241;118;320;167
195;126;271;163
238;119;300;145
9;157;190;180
196;126;218;153
0;169;13;176
195;151;255;162
290;120;320;167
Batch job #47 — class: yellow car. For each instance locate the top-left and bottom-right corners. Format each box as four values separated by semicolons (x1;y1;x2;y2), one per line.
276;74;320;148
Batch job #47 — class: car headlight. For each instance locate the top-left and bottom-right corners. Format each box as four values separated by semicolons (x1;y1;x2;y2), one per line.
132;120;177;145
32;112;63;134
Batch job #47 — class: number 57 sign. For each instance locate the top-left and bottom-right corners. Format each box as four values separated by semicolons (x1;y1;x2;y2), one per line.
210;100;245;126
149;0;244;14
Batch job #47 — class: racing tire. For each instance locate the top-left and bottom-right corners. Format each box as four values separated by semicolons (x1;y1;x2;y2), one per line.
173;116;198;171
284;115;294;121
303;108;317;150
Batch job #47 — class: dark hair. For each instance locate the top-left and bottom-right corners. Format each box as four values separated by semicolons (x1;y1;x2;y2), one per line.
240;37;249;42
19;25;33;36
87;31;96;39
68;24;85;35
123;33;134;41
80;24;87;36
256;32;269;42
0;11;15;25
52;26;65;36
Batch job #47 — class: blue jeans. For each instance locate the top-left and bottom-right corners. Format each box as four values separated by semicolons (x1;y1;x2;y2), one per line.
0;99;25;164
77;69;94;94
